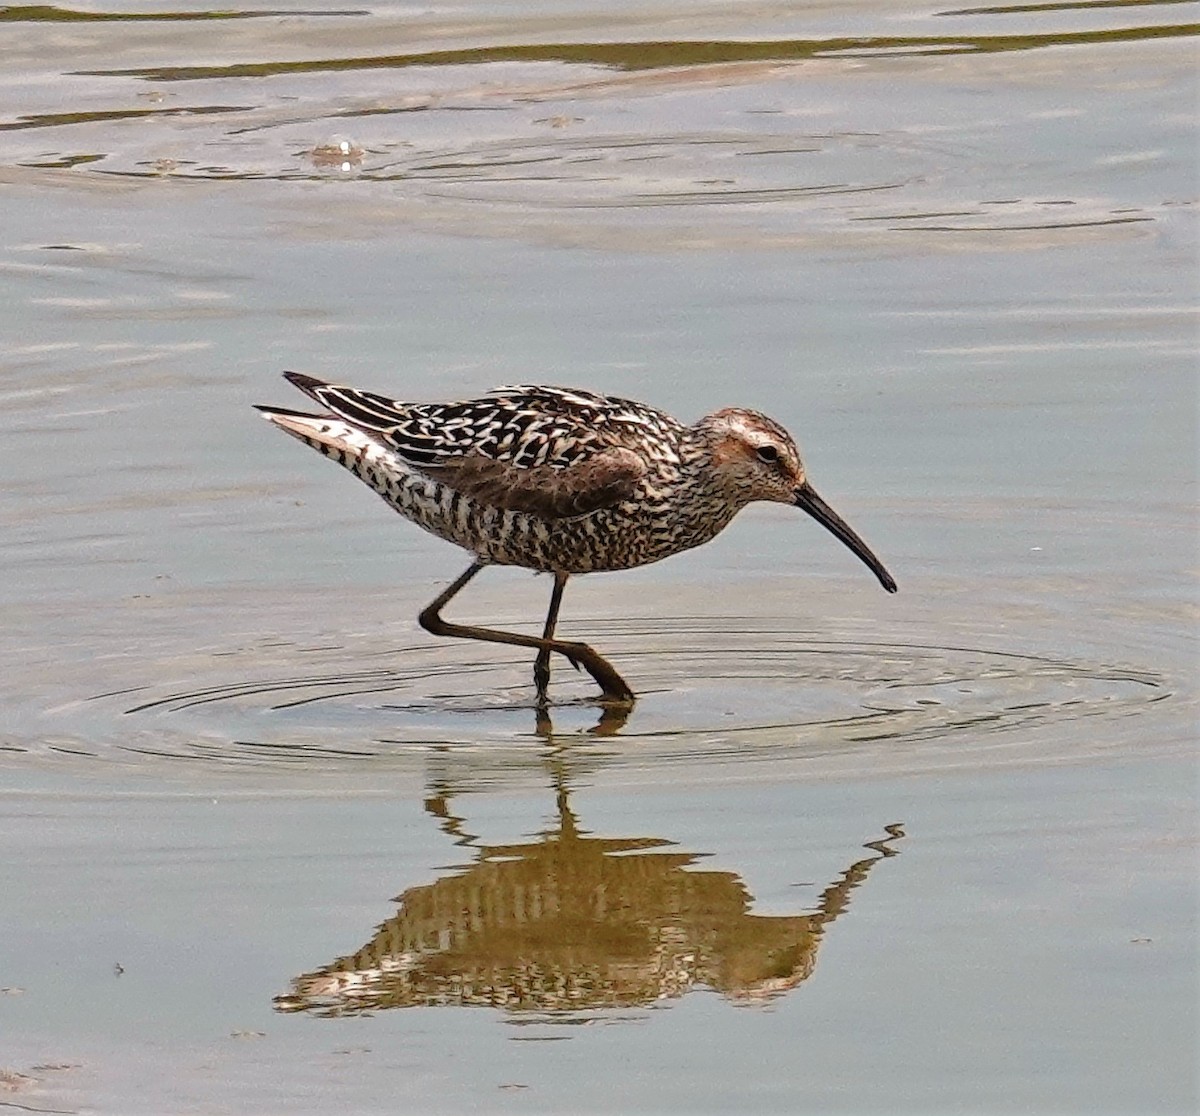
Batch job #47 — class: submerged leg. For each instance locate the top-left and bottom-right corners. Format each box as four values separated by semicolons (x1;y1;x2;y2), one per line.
533;573;569;704
418;562;635;705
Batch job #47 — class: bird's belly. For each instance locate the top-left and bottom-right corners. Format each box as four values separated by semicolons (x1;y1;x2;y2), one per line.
373;471;732;574
485;508;677;574
482;516;703;574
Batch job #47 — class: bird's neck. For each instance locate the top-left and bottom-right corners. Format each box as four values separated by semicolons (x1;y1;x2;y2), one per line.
679;426;754;512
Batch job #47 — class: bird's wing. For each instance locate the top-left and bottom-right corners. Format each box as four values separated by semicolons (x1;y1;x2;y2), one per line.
281;373;657;517
423;446;648;518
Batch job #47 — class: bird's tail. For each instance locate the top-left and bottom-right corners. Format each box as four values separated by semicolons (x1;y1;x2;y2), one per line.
253;404;385;466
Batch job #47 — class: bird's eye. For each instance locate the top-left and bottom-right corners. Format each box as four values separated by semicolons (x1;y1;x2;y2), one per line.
756;444;780;464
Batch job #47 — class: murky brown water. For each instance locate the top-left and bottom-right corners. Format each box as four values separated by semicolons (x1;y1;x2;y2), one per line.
1;1;1196;1112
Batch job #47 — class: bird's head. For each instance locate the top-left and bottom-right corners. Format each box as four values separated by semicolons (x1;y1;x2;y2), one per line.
696;407;897;593
698;408;807;503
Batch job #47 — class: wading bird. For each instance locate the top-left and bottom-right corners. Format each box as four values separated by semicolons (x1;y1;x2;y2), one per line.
256;373;897;706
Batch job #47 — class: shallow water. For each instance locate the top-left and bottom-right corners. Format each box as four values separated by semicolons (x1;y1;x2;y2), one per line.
1;1;1197;1112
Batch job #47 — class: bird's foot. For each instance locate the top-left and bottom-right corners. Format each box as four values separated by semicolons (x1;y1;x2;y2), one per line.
533;641;635;708
558;641;636;706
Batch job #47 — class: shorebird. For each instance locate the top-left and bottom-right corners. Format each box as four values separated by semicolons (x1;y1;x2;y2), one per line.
256;372;897;706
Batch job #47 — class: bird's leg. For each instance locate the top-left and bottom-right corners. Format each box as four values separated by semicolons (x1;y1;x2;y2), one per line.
418;562;636;705
533;573;568;704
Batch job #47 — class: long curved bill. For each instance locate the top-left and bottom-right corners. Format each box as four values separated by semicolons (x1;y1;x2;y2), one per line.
794;481;897;593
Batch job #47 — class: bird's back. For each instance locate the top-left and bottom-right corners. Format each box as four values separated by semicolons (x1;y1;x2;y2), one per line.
315;380;683;466
256;376;712;574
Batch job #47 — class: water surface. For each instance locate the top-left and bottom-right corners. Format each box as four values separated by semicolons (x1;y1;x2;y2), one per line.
0;1;1196;1112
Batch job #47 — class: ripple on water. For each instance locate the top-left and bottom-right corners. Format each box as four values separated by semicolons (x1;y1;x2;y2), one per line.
62;126;1161;246
8;617;1171;781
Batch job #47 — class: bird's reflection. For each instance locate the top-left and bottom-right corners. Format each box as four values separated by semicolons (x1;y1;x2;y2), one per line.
274;763;903;1018
535;698;630;737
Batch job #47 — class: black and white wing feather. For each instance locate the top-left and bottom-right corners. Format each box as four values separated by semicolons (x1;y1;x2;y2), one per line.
278;372;677;518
